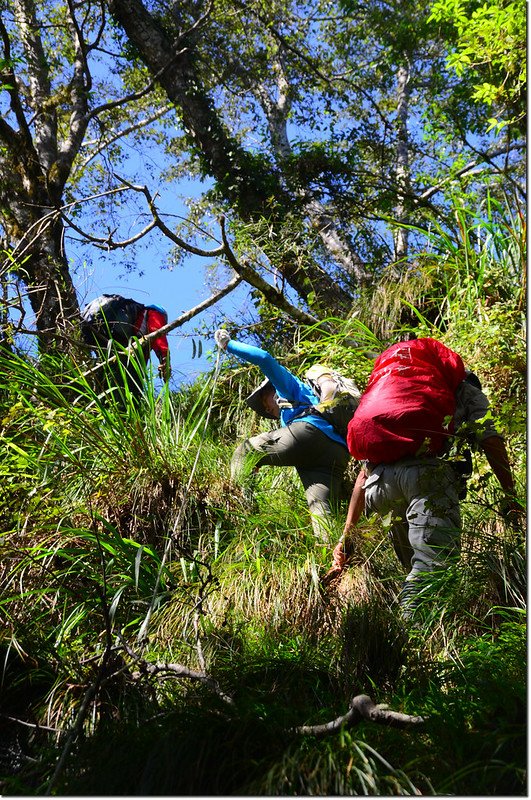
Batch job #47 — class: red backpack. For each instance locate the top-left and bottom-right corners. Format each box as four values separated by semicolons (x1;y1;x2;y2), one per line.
347;338;465;463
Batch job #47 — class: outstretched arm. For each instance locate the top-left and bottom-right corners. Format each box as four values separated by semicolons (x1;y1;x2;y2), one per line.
480;435;514;495
214;330;302;401
456;380;521;524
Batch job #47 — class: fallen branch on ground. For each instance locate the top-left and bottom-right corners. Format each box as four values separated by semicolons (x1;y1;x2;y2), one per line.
291;694;425;737
119;637;423;736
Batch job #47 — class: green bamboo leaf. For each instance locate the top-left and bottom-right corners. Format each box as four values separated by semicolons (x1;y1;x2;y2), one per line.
109;586;127;621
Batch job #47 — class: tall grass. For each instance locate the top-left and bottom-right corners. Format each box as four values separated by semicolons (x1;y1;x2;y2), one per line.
0;346;231;777
0;196;527;795
357;192;526;343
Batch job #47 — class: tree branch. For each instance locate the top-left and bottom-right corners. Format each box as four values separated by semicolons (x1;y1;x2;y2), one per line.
60;176;224;256
120;177;225;257
79;105;173;169
292;694;425;737
142;273;242;340
418;142;526;203
119;636;236;708
60;179;330;335
61;209;158;250
219;216;328;331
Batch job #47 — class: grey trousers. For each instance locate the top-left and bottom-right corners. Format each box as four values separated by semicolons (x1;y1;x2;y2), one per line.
231;422;350;543
364;457;461;613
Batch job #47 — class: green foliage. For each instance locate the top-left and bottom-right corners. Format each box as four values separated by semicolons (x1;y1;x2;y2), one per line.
428;0;526;131
0;347;233;783
410;613;527;795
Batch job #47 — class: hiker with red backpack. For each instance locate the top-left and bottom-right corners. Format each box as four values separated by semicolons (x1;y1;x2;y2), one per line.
81;294;170;399
214;329;360;544
322;337;518;617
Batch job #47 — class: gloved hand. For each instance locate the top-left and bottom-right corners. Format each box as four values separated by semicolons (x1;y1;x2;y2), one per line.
214;329;231;350
158;361;170;381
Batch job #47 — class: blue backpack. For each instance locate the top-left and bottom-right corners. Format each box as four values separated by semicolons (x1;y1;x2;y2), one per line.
280;367;361;440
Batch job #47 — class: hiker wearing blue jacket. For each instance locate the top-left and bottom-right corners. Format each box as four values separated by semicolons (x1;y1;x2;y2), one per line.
214;330;351;544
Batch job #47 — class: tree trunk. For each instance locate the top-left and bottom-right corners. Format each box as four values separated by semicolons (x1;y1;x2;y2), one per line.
0;150;80;354
256;50;370;287
394;62;411;265
0;0;87;354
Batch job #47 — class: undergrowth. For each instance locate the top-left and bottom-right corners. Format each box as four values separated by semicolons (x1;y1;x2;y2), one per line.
0;201;527;795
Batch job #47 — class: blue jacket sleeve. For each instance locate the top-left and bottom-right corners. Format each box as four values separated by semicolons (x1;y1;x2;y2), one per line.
226;339;315;405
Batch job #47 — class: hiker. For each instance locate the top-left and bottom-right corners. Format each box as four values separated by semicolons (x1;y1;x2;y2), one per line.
81;294;170;397
323;337;518;617
214;329;357;544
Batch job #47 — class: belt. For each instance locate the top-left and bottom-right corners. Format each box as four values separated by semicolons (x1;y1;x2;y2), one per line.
364;455;443;475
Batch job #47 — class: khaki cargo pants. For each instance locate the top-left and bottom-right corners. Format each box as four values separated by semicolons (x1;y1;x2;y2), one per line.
231;421;350;544
363;457;461;615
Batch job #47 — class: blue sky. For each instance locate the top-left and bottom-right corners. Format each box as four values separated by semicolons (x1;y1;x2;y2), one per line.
8;105;254;386
66;138;254;387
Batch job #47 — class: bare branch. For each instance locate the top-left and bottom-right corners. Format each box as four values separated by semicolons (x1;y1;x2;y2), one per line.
61;209;158;250
418;143;526;203
116;177;225;257
1;714;59;733
79;105;173;169
86;55;185;122
0;186;135;273
60;180;330;333
292;694;425;737
119;635;235;708
51;176;223;256
219;216;327;331
143;273;242;340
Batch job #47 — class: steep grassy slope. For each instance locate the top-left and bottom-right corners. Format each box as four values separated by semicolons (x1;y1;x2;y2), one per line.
0;203;526;794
